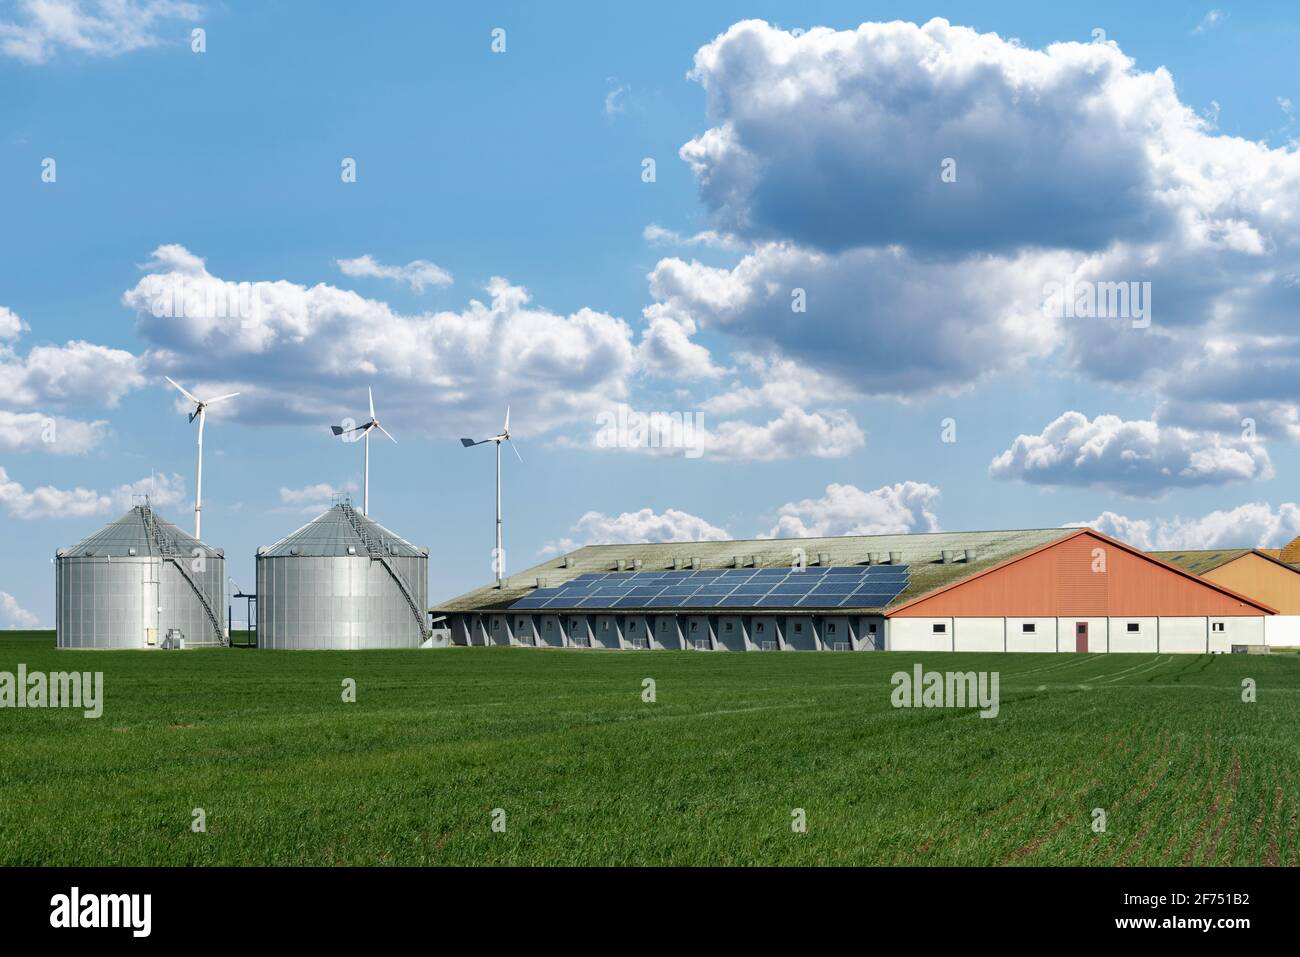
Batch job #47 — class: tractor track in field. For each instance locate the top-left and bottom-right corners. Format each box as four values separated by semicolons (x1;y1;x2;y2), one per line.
1004;714;1165;865
914;717;1134;862
1179;749;1238;865
1200;752;1242;865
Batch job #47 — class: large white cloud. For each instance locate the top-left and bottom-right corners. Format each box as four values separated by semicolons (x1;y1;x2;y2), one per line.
763;481;942;538
0;337;145;407
542;507;731;555
683;19;1189;254
0;591;38;628
1076;502;1300;550
122;245;638;438
658;17;1300;434
0;467;183;520
990;411;1272;497
648;241;1066;399
0;0;200;64
0;410;109;454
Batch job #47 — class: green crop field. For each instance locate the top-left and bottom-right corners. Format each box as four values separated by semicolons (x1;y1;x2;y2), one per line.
1;630;1297;866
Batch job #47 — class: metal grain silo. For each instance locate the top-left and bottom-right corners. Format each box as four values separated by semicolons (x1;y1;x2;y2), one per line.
256;500;430;649
55;504;228;649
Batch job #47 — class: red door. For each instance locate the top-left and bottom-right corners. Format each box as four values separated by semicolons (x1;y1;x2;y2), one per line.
1075;621;1088;653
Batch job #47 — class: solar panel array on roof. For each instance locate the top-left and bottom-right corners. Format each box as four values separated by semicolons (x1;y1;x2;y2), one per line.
508;565;910;611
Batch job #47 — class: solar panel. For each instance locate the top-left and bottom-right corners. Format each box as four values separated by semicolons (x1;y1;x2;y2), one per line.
509;564;910;611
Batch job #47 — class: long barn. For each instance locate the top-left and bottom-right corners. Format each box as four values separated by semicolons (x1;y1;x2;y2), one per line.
431;527;1274;653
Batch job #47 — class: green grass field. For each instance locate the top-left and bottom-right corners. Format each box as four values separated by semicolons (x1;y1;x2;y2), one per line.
1;630;1297;866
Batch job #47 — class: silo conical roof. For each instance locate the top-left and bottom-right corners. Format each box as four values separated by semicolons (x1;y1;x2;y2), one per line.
260;503;426;558
58;505;223;558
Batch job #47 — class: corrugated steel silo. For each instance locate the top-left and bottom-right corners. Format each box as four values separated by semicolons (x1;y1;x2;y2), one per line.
256;500;429;649
55;504;227;649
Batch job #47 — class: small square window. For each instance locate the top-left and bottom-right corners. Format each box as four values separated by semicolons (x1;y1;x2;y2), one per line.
1211;621;1225;633
933;623;947;634
868;623;877;633
1022;623;1036;634
1127;622;1140;633
546;621;553;631
690;622;698;632
629;621;638;631
756;623;765;633
602;621;609;631
794;623;803;633
827;624;836;634
725;622;733;631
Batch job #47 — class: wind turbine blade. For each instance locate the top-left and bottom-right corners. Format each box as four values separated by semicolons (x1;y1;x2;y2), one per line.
368;386;375;421
204;392;240;405
510;440;523;464
504;405;510;434
164;376;200;405
376;423;397;444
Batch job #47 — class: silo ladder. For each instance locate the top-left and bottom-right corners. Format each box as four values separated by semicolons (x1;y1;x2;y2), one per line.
140;505;229;647
338;503;431;639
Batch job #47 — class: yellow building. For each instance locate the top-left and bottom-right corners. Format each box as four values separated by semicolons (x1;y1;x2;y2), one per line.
1152;547;1300;645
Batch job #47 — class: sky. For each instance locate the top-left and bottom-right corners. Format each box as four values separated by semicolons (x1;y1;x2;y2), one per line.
2;0;1300;628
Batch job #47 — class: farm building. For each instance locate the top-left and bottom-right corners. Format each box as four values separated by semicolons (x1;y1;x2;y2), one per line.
55;503;227;649
432;527;1274;653
1150;548;1300;647
256;500;430;650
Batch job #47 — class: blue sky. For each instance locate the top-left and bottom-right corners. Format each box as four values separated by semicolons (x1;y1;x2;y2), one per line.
2;1;1300;627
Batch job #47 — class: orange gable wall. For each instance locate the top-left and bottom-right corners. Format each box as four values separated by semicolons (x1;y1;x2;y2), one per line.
889;532;1269;618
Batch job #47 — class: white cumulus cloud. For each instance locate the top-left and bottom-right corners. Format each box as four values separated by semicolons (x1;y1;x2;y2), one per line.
989;411;1272;497
0;467;183;520
0;410;110;454
763;481;942;538
0;0;201;64
0;591;39;628
335;254;454;293
1075;502;1300;551
542;507;731;555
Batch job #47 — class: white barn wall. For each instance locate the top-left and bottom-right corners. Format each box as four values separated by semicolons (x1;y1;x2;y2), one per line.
1005;618;1057;652
1055;617;1108;653
1108;617;1157;653
888;618;954;652
1263;616;1300;648
953;618;1003;652
1159;617;1208;654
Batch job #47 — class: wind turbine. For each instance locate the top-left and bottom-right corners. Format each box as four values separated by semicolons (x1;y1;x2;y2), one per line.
461;406;522;588
164;376;240;540
331;386;395;516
